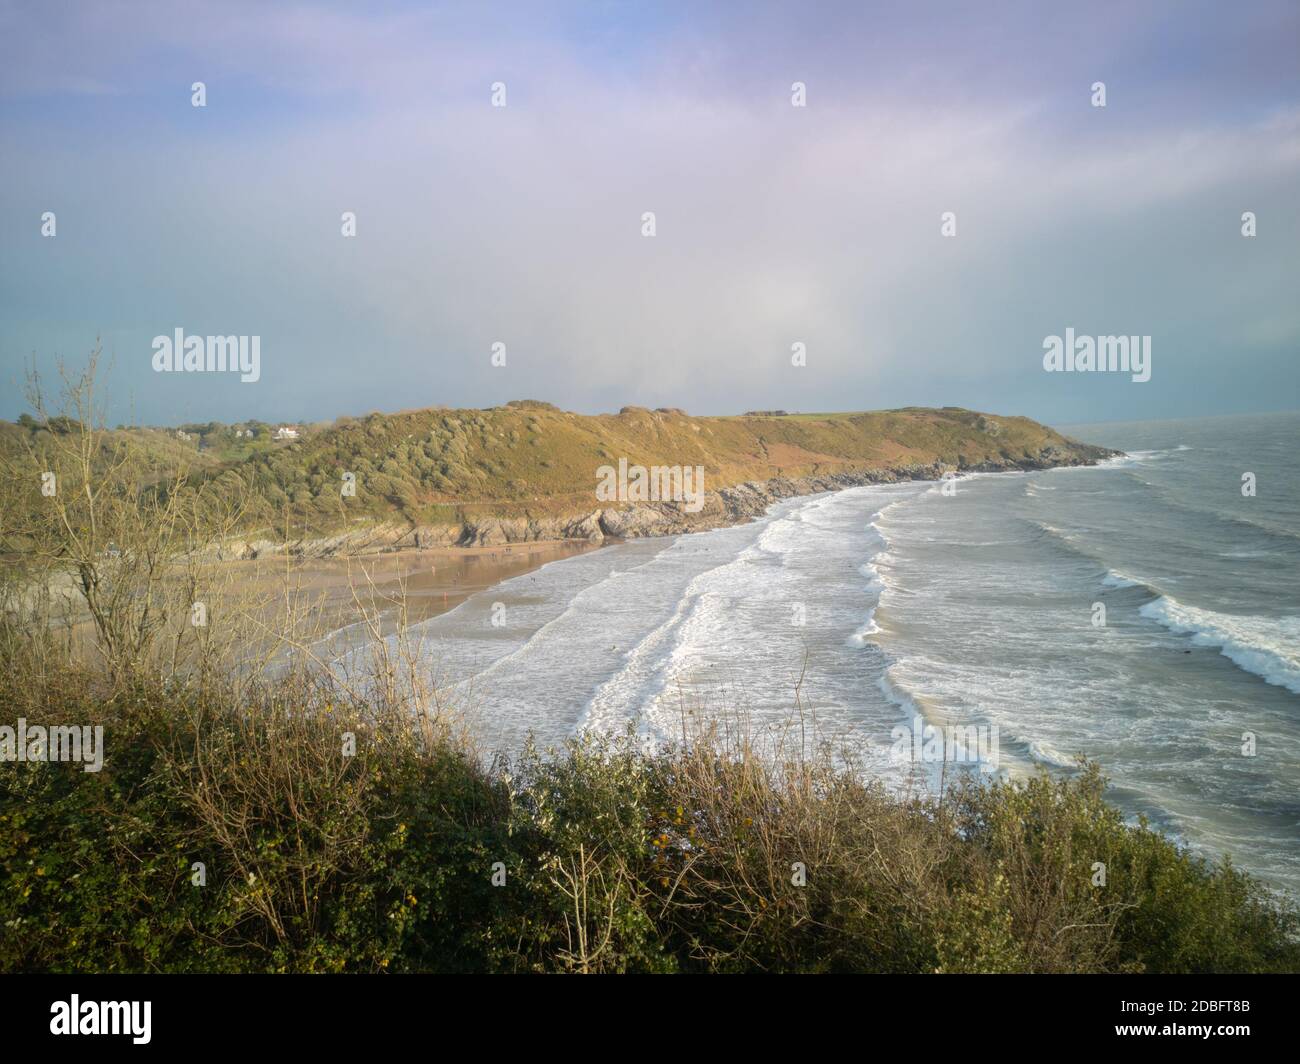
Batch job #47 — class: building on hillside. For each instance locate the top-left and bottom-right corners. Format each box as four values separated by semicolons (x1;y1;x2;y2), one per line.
274;425;300;440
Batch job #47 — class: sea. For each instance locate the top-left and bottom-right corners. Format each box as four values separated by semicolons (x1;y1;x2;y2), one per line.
389;411;1300;895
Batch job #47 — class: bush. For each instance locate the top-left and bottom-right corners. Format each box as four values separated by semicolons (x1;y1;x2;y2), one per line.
4;661;1295;974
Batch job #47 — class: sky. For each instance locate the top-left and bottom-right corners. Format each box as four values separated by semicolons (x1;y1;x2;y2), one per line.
1;0;1297;428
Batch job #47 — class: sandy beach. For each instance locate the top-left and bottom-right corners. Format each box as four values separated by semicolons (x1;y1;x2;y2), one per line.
39;539;605;663
230;538;605;641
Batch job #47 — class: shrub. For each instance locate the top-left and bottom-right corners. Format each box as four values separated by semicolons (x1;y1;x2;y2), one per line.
2;680;1296;974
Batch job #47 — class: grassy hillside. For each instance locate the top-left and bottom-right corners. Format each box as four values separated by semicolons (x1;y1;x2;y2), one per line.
0;397;1112;551
176;403;1109;537
0;416;223;477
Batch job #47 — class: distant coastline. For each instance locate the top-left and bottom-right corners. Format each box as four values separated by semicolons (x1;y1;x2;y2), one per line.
214;442;1119;560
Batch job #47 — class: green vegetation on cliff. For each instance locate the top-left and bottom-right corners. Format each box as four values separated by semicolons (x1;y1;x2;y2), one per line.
36;403;1102;538
233;404;1103;524
0;359;1109;544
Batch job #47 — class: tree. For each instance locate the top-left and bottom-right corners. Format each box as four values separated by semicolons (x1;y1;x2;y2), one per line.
0;345;250;684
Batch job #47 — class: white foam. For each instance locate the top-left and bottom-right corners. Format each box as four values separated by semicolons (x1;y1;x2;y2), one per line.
1027;739;1079;769
877;668;922;718
847;609;881;646
581;551;747;733
1140;596;1300;695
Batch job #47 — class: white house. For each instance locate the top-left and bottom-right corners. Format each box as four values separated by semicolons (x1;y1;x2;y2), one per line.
274;425;300;440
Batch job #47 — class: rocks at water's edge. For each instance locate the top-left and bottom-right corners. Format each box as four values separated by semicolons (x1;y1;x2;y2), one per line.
214;444;1118;560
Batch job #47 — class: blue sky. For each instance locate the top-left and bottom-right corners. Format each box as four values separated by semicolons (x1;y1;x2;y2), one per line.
1;0;1297;427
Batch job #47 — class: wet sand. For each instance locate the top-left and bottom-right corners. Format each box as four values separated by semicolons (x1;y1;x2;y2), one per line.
229;539;603;641
44;539;606;668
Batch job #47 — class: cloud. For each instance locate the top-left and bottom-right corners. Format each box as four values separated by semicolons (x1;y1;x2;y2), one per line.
1;0;1297;425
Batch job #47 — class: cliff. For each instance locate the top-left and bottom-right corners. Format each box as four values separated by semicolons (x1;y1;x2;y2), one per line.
195;405;1116;558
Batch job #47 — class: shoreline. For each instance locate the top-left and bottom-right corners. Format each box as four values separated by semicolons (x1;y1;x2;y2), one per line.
220;538;606;640
216;446;1120;561
35;539;608;648
28;451;1121;648
216;451;1121;636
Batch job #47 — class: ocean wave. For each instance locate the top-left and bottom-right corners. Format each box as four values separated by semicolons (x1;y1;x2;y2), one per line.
1101;569;1146;590
1031;520;1098;563
1095;451;1154;468
848;515;892;643
1119;470;1300;547
846;611;880;646
1139;596;1300;695
865;502;900;538
445;548;668;688
1210;511;1300;547
580;542;760;734
1087;445;1189;470
870;550;916;596
1026;738;1081;768
858;561;885;592
876;669;1007;776
878;669;923;719
752;515;804;560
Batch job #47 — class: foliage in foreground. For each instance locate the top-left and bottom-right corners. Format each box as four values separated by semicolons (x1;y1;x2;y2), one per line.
2;653;1295;975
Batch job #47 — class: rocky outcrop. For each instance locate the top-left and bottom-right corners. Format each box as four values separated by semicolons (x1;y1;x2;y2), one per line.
210;443;1117;560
